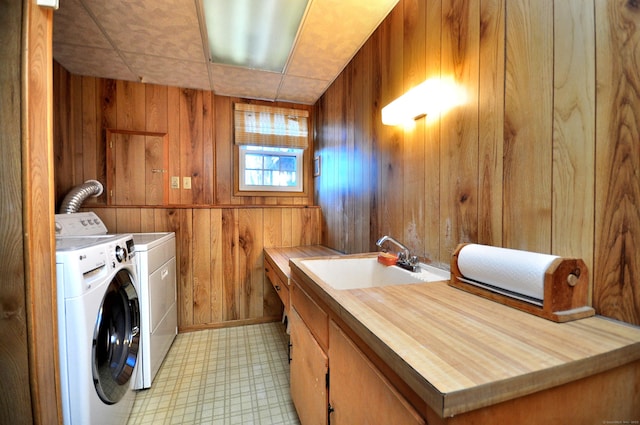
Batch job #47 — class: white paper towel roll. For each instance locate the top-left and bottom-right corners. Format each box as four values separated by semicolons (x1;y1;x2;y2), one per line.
457;244;559;302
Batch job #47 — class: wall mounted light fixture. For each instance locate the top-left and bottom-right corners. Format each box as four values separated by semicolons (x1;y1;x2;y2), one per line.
381;77;466;126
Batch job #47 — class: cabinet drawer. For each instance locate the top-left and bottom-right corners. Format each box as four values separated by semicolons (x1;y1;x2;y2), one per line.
265;257;290;312
292;279;328;350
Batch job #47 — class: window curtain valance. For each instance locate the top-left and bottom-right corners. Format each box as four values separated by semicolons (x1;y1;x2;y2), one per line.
234;103;309;149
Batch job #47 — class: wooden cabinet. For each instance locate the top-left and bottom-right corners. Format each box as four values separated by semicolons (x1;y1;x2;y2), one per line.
329;320;425;425
106;129;169;205
265;255;290;313
290;308;328;425
290;272;421;425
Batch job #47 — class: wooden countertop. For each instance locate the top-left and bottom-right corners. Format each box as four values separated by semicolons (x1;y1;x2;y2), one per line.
289;252;640;418
264;245;342;285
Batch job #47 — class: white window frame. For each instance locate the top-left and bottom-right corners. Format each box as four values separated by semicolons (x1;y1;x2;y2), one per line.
238;145;304;193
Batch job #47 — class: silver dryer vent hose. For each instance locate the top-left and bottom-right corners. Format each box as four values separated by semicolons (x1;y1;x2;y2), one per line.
59;179;104;214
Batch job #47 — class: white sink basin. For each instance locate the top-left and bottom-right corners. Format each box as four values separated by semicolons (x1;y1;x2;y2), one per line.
299;256;450;290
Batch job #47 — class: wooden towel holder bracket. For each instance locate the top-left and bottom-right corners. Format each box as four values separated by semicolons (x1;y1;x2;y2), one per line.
449;243;595;322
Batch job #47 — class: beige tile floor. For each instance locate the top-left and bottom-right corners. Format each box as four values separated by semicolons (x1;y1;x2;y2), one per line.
127;322;300;425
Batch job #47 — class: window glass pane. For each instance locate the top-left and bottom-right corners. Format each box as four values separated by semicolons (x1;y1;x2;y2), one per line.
264;155;280;170
263;171;273;186
245;154;263;170
245;170;262;185
273;171;295;186
279;156;296;172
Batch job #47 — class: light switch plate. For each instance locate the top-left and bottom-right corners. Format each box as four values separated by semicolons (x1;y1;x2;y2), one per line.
37;0;59;9
183;177;192;189
170;176;180;189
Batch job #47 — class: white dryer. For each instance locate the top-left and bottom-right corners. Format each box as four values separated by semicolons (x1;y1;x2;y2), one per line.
56;233;140;425
131;232;177;389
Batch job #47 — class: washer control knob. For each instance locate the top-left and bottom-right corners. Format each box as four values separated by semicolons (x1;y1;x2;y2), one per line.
115;245;127;262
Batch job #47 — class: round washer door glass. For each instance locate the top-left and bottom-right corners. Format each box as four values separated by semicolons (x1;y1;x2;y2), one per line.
92;269;140;404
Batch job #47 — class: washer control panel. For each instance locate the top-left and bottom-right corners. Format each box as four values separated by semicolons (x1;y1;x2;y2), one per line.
55;212;108;236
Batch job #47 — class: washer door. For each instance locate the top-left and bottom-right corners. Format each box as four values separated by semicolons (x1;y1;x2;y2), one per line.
92;269;140;404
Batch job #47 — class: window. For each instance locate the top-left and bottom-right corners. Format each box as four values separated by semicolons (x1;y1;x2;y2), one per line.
239;146;303;192
234;103;309;195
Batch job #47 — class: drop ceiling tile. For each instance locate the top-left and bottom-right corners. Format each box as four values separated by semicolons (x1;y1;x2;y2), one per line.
53;0;111;49
287;0;398;80
122;53;210;90
53;43;137;82
277;76;330;105
210;64;282;101
82;0;205;62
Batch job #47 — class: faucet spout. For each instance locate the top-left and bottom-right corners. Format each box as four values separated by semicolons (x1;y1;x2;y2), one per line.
376;235;420;272
376;235;410;259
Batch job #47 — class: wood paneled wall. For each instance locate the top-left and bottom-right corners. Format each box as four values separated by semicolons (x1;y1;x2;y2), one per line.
315;0;640;325
2;0;60;422
53;64;320;330
88;207;321;331
53;63;314;208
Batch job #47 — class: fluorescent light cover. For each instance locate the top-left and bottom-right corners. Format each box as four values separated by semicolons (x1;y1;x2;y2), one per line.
381;77;467;126
203;0;308;73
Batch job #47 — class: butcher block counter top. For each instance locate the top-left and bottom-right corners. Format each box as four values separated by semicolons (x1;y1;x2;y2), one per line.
289;252;640;419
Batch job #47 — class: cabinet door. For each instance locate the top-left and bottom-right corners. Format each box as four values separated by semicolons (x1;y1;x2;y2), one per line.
290;308;328;425
329;320;425;425
106;129;168;205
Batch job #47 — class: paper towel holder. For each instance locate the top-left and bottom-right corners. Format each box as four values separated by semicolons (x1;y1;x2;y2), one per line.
449;243;595;322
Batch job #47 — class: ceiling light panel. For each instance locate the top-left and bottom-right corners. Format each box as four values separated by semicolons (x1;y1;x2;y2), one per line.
203;0;309;73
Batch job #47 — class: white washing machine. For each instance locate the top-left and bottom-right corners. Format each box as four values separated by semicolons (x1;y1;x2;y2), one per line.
56;233;140;425
131;232;177;389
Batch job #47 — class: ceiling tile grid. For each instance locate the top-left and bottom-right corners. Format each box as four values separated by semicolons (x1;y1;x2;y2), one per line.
52;0;399;105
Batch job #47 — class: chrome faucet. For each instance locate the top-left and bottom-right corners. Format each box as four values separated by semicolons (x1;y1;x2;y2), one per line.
375;235;419;272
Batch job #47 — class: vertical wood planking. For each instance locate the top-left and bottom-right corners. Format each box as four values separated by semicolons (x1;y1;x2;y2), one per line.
379;5;405;243
263;208;284;248
115;208;141;232
239;209;264;318
81;76;97;185
439;0;480;261
178;209;194;327
594;0;640;324
402;0;426;258
215;96;232;204
202;91;215;204
192;209;212;324
144;135;167;205
53;63;73;204
357;42;374;253
2;1;36;420
116;80;145;130
70;73;83;185
222;209;238;320
477;0;505;248
22;3;59;420
140;209;155;232
503;0;553;253
210;208;223;322
145;84;167;133
179;89;200;204
167;86;181;205
552;0;595;278
423;0;442;264
113;133;146;205
97;79;116;205
281;208;293;246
